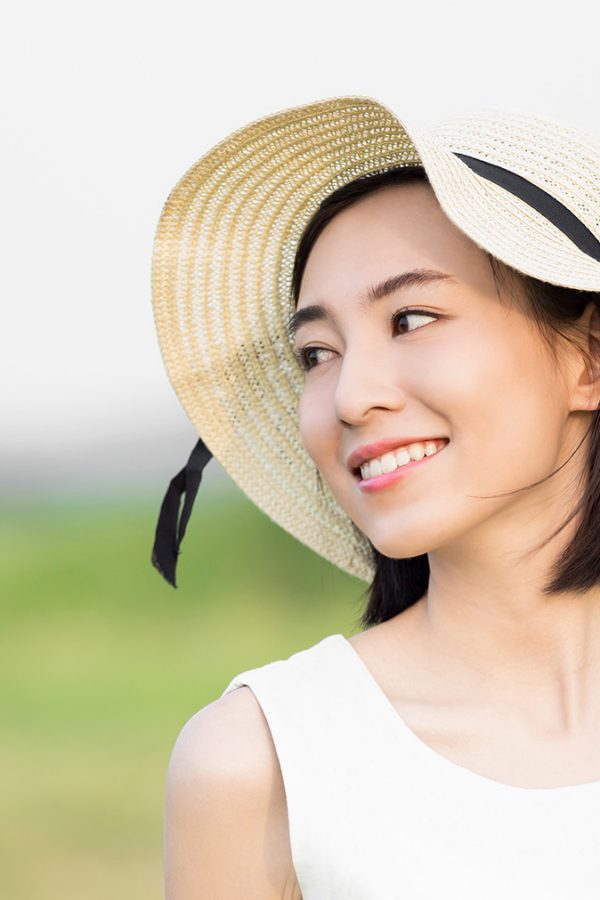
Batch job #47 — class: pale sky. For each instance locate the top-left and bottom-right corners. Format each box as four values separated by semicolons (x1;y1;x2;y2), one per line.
3;0;599;495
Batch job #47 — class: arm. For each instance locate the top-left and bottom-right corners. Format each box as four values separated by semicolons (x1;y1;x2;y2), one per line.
164;685;301;899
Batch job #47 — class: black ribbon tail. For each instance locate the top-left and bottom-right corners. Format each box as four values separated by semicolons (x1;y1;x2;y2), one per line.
151;437;214;587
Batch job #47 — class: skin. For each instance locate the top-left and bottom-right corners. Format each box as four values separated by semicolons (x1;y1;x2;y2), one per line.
294;180;600;786
164;181;600;899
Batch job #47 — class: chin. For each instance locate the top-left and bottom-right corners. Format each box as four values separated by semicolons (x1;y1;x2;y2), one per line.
363;525;434;560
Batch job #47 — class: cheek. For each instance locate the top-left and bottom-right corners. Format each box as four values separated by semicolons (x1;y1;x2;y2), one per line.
298;385;336;465
490;338;560;428
440;334;566;482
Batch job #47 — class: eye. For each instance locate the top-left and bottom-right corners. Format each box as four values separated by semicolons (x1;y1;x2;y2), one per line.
392;307;439;335
293;307;440;373
294;346;336;372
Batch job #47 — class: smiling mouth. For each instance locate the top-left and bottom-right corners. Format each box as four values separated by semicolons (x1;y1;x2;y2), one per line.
351;438;450;481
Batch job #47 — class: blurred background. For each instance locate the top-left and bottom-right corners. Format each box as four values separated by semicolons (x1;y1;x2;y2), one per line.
2;0;599;896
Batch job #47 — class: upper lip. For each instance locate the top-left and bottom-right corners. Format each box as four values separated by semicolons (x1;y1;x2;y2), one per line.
347;436;448;472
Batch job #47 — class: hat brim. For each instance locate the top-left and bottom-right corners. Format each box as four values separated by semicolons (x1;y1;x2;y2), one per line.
152;95;600;583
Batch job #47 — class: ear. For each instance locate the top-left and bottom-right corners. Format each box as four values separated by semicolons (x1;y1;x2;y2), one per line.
567;301;600;413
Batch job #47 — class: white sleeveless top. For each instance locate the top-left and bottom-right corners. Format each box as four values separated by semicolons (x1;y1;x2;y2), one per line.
220;633;600;899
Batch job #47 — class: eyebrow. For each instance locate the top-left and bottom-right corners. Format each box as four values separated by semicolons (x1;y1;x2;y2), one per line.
286;269;456;340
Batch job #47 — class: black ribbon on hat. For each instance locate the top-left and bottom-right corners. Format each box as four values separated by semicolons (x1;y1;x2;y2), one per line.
151;437;213;587
151;153;600;588
453;153;600;264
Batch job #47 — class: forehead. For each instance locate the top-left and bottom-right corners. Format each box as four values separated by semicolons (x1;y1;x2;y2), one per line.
297;181;495;306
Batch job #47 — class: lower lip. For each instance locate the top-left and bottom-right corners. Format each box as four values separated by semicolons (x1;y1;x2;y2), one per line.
357;442;448;493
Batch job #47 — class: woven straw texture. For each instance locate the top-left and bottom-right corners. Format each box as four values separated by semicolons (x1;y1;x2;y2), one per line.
413;108;600;289
152;95;600;584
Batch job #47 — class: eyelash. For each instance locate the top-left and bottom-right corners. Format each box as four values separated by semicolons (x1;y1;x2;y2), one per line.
293;307;440;373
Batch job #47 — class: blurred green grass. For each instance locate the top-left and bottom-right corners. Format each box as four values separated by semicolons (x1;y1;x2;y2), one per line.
0;488;367;899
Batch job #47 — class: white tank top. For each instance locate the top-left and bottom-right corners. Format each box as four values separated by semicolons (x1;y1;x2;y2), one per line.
220;633;600;899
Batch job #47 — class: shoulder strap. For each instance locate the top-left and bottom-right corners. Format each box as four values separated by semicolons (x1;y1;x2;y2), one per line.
219;634;403;897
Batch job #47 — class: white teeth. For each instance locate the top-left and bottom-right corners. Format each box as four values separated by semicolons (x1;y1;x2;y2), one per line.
369;458;382;477
359;439;445;480
380;452;398;474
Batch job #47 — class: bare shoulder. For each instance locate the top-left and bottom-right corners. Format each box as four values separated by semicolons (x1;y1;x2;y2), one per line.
164;686;301;900
168;686;276;784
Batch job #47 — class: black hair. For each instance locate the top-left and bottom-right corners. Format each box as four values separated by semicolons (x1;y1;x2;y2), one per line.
290;165;600;629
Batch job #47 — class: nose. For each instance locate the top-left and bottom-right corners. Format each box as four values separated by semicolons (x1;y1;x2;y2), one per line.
334;344;408;426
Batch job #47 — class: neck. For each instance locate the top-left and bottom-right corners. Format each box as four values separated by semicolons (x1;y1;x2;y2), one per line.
411;497;600;734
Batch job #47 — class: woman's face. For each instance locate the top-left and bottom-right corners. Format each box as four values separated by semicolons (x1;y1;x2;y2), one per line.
293;181;583;559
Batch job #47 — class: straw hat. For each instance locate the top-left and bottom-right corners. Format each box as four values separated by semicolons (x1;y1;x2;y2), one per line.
151;95;600;587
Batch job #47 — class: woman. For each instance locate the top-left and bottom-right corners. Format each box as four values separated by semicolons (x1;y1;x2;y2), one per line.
152;97;600;898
